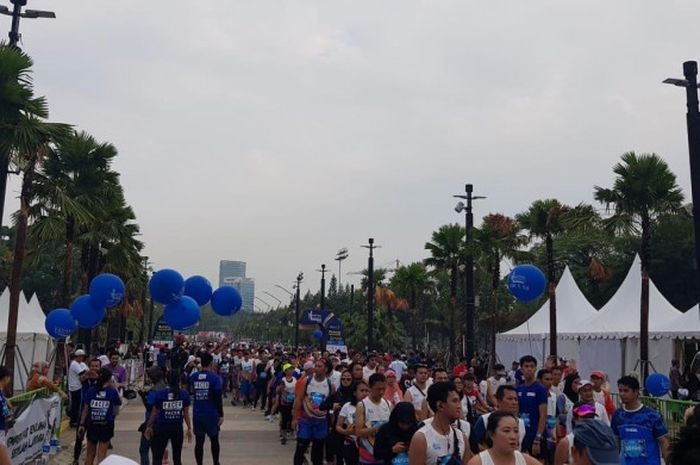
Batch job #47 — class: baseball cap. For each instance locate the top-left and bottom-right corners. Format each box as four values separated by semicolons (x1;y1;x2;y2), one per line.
283;363;293;372
572;420;619;465
590;370;606;379
579;379;593;388
74;349;86;356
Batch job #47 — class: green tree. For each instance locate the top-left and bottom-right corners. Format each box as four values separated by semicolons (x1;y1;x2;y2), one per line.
390;262;431;348
594;151;683;381
425;223;465;363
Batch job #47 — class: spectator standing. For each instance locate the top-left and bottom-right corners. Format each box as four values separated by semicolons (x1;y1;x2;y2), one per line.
27;360;68;401
105;352;128;392
68;349;89;427
669;360;682;399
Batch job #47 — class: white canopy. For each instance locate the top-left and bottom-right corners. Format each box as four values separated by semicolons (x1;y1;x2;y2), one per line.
568;255;683;338
658;305;700;336
0;289;53;391
500;266;598;338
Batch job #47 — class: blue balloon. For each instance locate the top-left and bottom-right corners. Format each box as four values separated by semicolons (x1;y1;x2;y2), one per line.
70;295;106;329
45;308;76;339
313;329;323;339
210;287;242;316
89;273;125;308
164;296;201;331
645;373;671;397
507;264;547;302
184;276;213;306
149;269;185;305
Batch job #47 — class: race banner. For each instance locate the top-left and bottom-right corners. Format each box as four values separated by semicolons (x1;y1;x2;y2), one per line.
152;316;174;345
6;394;61;465
300;309;347;353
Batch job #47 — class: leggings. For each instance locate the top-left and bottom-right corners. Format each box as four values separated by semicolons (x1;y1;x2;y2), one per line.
195;434;220;465
325;430;344;465
294;438;324;465
151;427;183;465
342;443;359;465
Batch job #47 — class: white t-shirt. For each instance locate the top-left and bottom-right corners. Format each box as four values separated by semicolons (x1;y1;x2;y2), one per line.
329;370;342;390
406;383;429;412
362;366;376;382
479;450;526;465
68;360;88;392
486;376;507;402
389;360;407;380
415;422;467;465
338;402;357;444
479;380;489;400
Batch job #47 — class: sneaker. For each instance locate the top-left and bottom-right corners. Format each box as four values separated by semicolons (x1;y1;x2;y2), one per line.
265;415;271;421
230;400;237;406
280;436;287;445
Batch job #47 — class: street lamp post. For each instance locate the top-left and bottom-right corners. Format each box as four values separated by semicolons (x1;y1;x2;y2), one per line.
263;291;282;309
255;296;272;312
335;248;349;289
454;184;485;361
294;273;303;352
317;264;327;312
361;238;380;351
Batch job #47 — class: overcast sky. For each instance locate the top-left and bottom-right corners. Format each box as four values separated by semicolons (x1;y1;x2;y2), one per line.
4;1;700;308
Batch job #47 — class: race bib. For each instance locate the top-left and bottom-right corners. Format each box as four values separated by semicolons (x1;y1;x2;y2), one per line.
622;439;647;458
521;412;531;428
392;452;409;465
309;392;326;409
286;392;295;403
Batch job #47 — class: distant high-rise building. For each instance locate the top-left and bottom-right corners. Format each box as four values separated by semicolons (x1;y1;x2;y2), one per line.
219;260;254;312
219;260;246;284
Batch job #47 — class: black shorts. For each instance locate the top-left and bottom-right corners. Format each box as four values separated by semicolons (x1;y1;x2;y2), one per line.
86;424;115;443
279;404;293;430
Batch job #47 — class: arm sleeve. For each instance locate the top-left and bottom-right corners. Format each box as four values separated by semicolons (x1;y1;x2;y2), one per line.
372;425;392;460
653;411;669;438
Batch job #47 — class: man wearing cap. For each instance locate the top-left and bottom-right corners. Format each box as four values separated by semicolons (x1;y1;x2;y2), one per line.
68;349;89;427
611;375;669;465
570;420;620;465
590;371;616;418
566;379;609;433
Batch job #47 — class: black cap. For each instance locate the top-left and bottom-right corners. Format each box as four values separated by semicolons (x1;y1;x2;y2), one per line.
572;420;619;465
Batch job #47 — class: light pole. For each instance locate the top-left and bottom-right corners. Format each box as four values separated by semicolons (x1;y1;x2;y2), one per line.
0;0;55;387
294;272;303;352
255;296;272;312
317;264;327;312
263;291;282;309
454;184;485;361
335;248;349;289
361;238;380;351
275;284;294;296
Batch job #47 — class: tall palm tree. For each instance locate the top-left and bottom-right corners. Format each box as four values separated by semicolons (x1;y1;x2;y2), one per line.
30;131;117;306
594;151;683;381
476;214;526;366
516;199;571;356
425;223;465;363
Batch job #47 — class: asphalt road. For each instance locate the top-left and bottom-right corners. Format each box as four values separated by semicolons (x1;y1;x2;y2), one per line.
59;399;290;465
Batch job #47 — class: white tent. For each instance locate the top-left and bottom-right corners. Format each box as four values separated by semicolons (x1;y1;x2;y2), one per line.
658;305;700;336
0;289;54;391
560;255;686;383
496;266;599;367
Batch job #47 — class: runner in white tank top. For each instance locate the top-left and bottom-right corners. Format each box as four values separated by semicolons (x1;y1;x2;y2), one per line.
478;450;527;465
415;422;467;464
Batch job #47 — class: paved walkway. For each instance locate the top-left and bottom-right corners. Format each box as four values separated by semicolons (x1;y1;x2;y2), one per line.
59;400;290;465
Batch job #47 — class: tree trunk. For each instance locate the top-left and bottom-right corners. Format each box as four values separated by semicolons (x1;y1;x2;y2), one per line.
410;287;417;349
640;215;651;383
4;157;37;394
490;252;500;371
62;215;75;307
547;233;557;357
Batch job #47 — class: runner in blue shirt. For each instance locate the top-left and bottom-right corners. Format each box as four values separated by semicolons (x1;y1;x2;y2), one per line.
611;375;669;465
190;352;224;465
146;371;192;465
73;357;102;465
516;355;547;458
78;367;122;465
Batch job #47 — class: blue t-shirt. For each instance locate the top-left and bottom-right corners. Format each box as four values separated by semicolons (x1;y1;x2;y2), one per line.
85;386;121;425
611;405;668;465
190;371;222;419
0;393;10;430
155;388;191;427
517;381;548;438
145;389;159;422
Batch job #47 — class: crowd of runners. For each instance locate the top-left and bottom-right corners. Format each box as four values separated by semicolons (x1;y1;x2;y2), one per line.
4;340;699;465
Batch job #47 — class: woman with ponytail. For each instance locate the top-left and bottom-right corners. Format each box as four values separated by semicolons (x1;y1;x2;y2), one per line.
145;369;192;465
78;367;121;465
